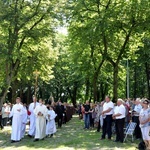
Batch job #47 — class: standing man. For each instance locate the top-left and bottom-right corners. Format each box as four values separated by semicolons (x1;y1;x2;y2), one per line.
55;101;64;128
9;97;23;143
2;103;10;126
34;99;48;141
132;98;142;139
84;100;90;129
100;96;114;140
28;96;39;137
112;99;125;143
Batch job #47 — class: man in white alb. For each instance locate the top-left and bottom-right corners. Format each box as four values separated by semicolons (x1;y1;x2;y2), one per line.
112;99;125;143
28;96;39;137
100;96;114;140
34;99;48;141
9;97;23;143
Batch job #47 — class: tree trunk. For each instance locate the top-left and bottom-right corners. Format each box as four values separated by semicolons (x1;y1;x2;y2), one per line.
0;77;12;107
67;82;78;107
133;66;137;98
93;74;98;102
72;82;77;107
11;80;19;104
85;78;90;101
145;62;150;98
113;64;119;102
93;60;105;102
100;82;108;102
0;89;8;107
27;85;32;104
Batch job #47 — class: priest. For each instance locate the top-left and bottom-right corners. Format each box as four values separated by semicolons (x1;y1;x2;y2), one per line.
33;99;48;141
28;96;39;137
9;97;23;143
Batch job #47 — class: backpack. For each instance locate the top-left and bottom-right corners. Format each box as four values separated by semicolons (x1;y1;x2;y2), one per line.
137;141;146;150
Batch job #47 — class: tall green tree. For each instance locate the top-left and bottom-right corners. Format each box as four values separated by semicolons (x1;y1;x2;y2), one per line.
65;0;150;101
0;0;59;106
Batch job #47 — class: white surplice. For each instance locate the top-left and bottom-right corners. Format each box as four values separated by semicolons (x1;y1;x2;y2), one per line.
28;102;39;136
9;103;23;141
46;110;57;135
21;106;28;138
34;104;48;139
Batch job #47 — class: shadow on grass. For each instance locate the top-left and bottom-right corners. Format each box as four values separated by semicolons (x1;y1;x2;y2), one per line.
0;115;139;150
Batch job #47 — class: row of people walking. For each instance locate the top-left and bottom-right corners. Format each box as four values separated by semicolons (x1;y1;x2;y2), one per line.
10;97;57;143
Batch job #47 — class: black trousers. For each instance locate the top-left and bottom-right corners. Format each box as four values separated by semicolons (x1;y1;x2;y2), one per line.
115;118;125;142
57;116;63;128
2;117;8;126
97;119;101;132
132;116;141;139
0;115;3;129
102;115;112;139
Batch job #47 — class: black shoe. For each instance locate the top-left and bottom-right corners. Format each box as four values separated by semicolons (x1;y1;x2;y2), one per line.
50;134;53;138
33;139;39;142
11;140;16;143
28;134;32;138
100;138;105;140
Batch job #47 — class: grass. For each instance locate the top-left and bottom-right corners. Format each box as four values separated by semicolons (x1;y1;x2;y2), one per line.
0;115;139;150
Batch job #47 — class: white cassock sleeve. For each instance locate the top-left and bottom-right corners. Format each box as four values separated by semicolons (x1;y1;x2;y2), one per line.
50;111;56;120
43;107;48;118
22;108;28;124
29;103;33;113
9;106;14;118
33;106;38;117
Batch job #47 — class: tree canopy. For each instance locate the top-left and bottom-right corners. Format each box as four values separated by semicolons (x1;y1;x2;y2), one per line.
0;0;150;106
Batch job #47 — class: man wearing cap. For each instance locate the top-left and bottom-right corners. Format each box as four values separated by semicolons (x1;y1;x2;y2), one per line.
132;98;142;139
139;99;150;150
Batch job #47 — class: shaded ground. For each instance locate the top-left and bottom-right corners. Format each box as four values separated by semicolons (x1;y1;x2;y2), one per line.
0;116;139;150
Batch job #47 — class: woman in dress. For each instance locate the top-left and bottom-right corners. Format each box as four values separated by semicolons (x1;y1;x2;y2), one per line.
139;99;150;150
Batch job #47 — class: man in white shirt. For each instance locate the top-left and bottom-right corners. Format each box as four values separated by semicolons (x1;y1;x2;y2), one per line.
28;96;39;137
2;103;10;126
112;99;125;143
100;96;114;140
132;98;142;139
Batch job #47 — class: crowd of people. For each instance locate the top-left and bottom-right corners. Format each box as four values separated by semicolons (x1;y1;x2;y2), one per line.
0;95;150;149
78;96;150;150
0;96;70;143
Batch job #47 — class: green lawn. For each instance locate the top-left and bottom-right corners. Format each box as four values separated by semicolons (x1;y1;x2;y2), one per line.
0;116;139;150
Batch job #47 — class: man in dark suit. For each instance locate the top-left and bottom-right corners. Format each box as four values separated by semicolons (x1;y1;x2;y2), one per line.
55;100;64;128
